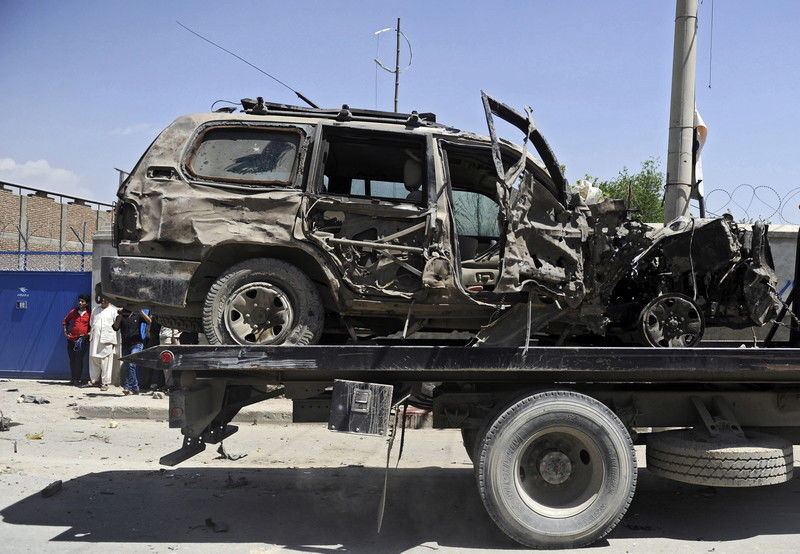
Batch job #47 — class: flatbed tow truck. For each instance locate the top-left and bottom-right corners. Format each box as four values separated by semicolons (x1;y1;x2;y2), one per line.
128;294;800;548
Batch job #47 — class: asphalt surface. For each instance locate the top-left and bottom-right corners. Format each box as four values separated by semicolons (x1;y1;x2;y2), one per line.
2;379;800;553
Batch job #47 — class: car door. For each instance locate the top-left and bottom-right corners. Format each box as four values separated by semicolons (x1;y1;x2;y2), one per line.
300;126;432;298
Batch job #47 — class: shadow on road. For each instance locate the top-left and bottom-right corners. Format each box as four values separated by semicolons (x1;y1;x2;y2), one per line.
2;466;800;551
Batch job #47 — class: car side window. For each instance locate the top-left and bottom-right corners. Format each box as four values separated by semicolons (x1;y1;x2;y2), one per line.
187;127;301;185
452;190;500;238
320;129;426;205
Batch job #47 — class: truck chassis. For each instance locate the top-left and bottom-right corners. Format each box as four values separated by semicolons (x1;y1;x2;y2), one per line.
130;343;800;548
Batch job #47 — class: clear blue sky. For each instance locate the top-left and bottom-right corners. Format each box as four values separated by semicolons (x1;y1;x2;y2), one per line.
1;1;798;222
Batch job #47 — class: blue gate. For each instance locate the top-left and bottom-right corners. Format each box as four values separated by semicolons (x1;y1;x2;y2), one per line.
0;271;92;379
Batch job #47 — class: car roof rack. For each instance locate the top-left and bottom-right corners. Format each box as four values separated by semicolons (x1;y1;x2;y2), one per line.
239;97;439;127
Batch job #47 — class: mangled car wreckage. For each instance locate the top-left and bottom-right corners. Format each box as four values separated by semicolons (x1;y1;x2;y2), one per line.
103;93;780;347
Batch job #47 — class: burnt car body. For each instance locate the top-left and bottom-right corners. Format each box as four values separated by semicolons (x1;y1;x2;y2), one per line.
103;93;780;347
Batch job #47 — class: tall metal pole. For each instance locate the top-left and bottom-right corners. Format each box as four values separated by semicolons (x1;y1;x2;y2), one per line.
664;0;698;223
393;18;401;112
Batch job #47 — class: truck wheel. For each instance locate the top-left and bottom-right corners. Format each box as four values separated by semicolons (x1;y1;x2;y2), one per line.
203;258;323;346
647;429;793;487
476;391;636;549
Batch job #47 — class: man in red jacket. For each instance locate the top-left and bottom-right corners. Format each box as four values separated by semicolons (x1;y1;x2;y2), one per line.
62;294;91;386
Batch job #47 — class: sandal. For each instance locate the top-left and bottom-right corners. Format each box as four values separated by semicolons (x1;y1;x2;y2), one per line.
100;385;109;391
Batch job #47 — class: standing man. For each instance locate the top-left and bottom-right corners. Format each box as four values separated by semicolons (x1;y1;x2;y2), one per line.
113;308;152;395
62;294;91;386
88;295;118;391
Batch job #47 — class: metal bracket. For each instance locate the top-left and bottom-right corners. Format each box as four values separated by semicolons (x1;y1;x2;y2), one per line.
159;435;206;467
690;395;744;438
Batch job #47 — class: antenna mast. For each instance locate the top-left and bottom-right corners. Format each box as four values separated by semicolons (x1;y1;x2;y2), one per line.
374;18;412;113
394;18;401;112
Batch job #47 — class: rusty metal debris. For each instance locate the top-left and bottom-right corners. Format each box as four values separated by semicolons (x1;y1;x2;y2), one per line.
103;93;780;348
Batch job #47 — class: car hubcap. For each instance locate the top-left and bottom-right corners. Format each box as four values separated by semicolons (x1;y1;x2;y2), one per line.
641;294;703;347
224;282;294;344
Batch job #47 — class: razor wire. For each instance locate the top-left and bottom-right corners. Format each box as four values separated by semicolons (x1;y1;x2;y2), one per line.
704;184;800;224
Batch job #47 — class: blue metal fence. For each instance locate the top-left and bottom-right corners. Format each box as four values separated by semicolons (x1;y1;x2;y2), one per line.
0;271;92;379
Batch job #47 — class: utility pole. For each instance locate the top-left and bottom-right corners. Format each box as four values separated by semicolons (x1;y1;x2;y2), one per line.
664;0;698;223
393;18;401;112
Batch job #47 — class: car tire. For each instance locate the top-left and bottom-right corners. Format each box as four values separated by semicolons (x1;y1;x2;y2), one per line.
476;390;637;549
646;429;793;487
203;258;323;346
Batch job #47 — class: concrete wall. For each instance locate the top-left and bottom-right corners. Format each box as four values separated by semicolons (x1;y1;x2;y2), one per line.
0;186;113;271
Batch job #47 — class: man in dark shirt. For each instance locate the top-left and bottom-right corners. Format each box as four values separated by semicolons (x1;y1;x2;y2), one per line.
113;308;152;395
62;294;91;386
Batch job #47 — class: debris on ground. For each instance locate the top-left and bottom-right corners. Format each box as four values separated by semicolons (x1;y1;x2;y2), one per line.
0;411;11;432
107;421;119;429
6;388;19;392
40;480;63;498
89;433;111;444
225;473;249;488
17;395;49;404
25;432;44;440
204;517;229;533
152;392;164;399
216;443;247;461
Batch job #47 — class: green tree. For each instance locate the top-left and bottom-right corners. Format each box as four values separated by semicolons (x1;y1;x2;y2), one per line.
596;158;665;223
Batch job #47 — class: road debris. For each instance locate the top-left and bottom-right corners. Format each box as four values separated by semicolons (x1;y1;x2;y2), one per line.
89;433;111;444
216;443;247;461
107;421;119;429
25;432;43;440
0;410;11;431
17;395;49;404
40;480;63;498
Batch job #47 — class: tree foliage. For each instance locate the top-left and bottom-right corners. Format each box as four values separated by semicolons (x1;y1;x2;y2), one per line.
595;158;665;223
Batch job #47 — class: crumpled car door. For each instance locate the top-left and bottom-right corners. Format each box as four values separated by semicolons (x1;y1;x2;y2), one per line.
480;92;588;308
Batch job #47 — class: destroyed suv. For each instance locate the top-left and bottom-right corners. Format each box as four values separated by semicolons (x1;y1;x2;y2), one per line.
103;93;780;347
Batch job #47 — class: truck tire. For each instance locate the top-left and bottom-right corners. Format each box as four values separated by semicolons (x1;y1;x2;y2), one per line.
203;258;323;346
476;391;637;549
646;429;793;487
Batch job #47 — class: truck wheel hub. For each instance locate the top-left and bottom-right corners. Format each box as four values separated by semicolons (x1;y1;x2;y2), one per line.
539;451;572;485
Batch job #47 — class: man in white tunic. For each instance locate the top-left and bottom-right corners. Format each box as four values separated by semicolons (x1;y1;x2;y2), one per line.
88;296;118;391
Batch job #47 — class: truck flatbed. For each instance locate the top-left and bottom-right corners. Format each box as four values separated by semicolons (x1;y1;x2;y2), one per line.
131;344;800;384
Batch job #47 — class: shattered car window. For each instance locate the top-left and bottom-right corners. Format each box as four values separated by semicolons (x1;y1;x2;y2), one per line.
188;127;300;185
453;190;500;237
322;132;426;205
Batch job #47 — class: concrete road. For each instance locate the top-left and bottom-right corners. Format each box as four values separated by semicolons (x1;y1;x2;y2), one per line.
2;381;800;553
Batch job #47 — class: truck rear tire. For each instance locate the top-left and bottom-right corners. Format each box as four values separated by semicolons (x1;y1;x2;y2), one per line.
203;258;323;346
476;390;637;549
646;429;793;487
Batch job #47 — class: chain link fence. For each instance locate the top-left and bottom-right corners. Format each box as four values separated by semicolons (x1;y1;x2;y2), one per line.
0;251;92;272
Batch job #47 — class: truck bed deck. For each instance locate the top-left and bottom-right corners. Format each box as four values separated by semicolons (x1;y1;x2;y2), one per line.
130;344;800;384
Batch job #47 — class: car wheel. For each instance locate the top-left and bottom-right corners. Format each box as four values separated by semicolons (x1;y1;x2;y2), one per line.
203;258;323;346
